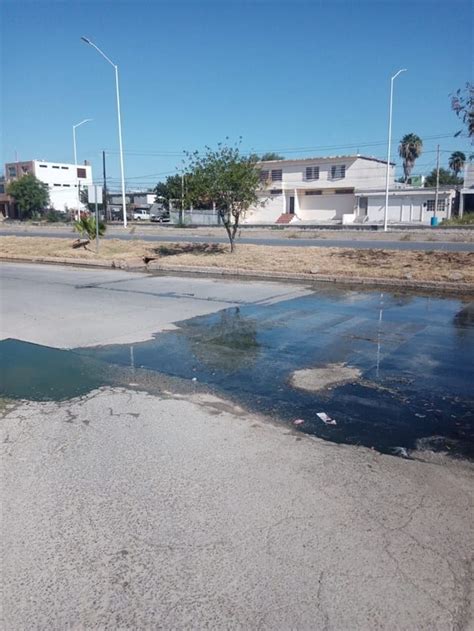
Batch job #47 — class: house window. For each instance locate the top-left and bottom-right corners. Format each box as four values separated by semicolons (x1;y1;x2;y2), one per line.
61;166;69;170
52;165;60;169
54;183;61;187
0;184;4;194
7;166;17;178
259;170;269;183
335;188;353;194
39;164;47;168
305;166;320;180
21;165;30;174
77;168;87;179
330;164;346;179
426;199;445;212
63;184;70;187
270;189;282;195
305;190;322;195
271;169;282;181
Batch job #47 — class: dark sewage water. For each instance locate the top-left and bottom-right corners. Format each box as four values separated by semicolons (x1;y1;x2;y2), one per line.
1;285;473;458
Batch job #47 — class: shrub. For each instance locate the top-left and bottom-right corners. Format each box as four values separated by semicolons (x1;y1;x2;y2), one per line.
46;210;63;223
442;214;474;226
74;213;106;240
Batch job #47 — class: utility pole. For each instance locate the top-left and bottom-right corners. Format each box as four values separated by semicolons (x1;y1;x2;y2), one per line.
102;150;108;222
180;174;184;225
434;144;440;220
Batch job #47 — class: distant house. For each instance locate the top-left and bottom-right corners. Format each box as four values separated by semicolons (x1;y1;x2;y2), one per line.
245;155;455;225
108;191;155;215
4;160;93;216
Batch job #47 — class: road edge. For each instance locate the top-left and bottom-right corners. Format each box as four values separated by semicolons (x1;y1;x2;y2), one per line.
1;254;473;294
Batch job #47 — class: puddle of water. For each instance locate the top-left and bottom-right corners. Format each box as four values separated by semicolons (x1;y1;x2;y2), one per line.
77;289;474;458
0;339;109;401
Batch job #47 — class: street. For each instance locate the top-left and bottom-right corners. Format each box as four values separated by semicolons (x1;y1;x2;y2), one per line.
1;262;473;629
1;225;474;252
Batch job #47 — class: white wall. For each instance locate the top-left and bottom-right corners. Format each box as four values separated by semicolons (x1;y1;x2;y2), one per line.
349;158;392;189
33;161;93;211
365;193;450;224
259;157;393;191
463;164;474;189
245;193;284;223
298;193;355;220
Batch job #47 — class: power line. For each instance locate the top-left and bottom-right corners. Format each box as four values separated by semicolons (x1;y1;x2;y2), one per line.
96;132;467;158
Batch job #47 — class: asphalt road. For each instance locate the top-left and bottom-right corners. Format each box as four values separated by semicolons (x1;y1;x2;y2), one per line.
1;263;473;629
2;227;474;251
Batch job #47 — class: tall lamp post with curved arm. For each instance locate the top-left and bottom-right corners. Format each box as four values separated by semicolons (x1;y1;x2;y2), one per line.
81;36;127;227
383;68;407;232
73;118;92;220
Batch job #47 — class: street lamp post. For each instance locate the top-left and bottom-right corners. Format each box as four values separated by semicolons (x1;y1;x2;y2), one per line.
81;36;127;227
383;68;407;232
73;118;92;220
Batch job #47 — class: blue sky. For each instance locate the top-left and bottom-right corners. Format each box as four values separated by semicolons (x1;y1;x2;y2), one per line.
1;0;472;190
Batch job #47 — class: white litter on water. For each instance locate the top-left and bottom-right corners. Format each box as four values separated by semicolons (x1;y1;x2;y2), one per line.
316;412;337;426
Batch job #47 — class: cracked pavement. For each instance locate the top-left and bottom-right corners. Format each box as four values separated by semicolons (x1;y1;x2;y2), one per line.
2;388;473;629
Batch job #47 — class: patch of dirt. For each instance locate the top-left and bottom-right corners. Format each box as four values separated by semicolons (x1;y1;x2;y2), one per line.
145;243;226;262
290;363;362;392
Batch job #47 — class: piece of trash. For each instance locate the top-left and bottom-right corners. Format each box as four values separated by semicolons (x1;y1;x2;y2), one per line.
128;382;139;387
293;419;305;426
316;412;337;425
414;413;426;418
191;377;197;382
391;446;410;459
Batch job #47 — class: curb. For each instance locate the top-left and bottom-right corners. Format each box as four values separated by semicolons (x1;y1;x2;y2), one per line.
2;255;473;294
146;262;474;293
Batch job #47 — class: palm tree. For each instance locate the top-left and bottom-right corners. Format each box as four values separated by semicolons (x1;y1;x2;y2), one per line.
398;133;423;182
448;151;466;177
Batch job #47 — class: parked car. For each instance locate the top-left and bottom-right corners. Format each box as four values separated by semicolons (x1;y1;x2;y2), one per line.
150;203;170;223
133;208;151;221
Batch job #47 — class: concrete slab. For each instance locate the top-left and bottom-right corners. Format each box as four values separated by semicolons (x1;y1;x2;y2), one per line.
2;388;473;629
0;262;311;348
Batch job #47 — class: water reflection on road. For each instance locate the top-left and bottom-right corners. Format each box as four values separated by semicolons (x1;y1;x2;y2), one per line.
80;286;474;458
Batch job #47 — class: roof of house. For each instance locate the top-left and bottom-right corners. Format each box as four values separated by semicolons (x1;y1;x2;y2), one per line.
355;187;456;196
258;155;394;166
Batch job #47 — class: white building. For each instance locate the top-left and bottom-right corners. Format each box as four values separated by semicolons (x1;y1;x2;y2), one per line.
459;163;474;217
355;188;454;224
245;155;394;224
245;155;455;225
5;159;93;212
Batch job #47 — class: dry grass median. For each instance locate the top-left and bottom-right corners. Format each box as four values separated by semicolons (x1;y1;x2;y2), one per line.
1;235;473;285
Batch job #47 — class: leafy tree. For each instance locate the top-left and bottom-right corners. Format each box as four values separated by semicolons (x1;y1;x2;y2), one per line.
248;151;285;162
6;173;49;219
184;141;263;252
448;151;466;177
424;168;462;187
451;83;474;139
260;152;284;161
398;133;423;183
154;174;184;210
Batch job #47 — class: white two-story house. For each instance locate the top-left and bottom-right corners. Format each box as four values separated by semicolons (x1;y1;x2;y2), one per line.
245;155;394;224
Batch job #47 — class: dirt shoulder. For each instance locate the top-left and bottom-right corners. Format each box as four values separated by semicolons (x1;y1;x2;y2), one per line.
1;235;473;288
